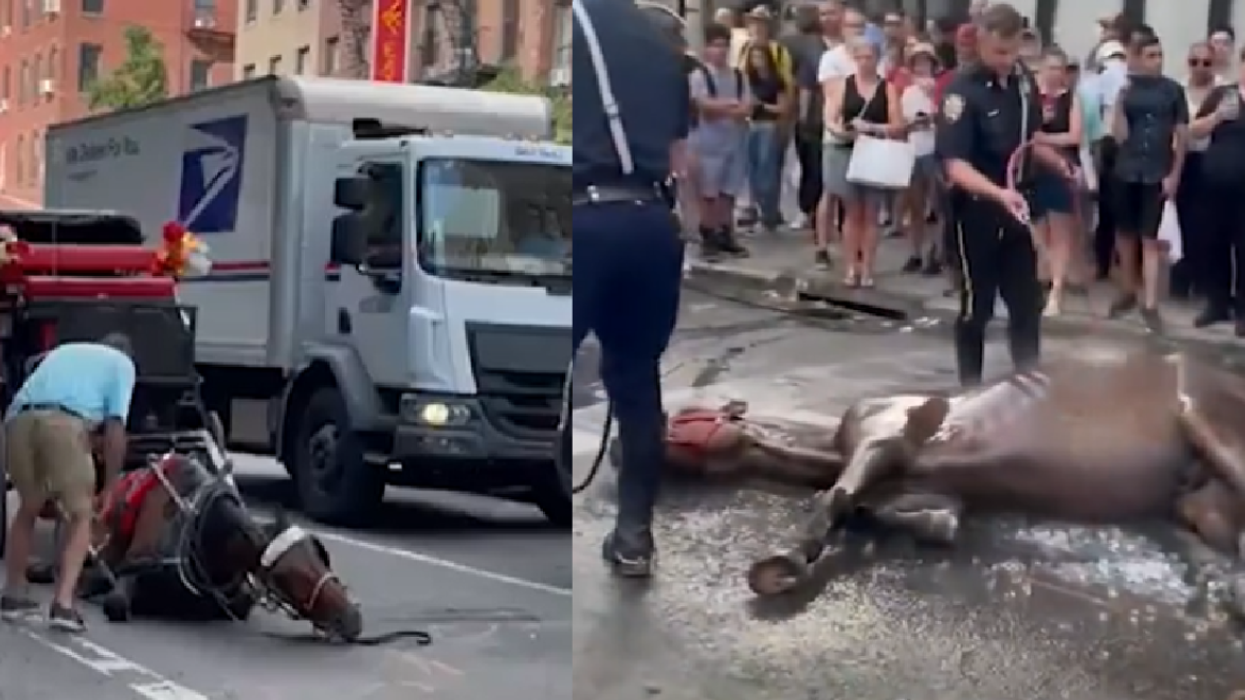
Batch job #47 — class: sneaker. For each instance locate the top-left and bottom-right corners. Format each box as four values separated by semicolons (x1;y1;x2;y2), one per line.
602;529;655;578
1140;307;1165;335
1107;293;1138;319
716;228;750;258
0;594;40;621
814;249;832;270
47;602;86;633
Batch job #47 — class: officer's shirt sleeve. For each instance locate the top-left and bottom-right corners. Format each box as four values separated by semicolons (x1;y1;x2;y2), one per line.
1171;81;1190;125
935;78;975;163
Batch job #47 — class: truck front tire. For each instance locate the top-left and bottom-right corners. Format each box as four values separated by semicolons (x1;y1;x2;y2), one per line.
292;387;384;526
530;409;572;528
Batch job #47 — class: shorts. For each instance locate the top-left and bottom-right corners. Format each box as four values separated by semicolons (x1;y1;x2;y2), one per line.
1031;175;1074;218
5;410;96;518
822;144;888;205
911;154;941;186
1111;179;1165;239
693;147;747;199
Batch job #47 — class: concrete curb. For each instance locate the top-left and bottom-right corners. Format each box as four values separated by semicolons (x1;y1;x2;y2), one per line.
684;259;1245;358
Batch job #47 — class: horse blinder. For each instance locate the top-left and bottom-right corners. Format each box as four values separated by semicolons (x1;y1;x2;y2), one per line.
257;525;345;627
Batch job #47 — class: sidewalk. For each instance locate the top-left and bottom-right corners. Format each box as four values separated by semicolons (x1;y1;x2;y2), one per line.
685;229;1245;352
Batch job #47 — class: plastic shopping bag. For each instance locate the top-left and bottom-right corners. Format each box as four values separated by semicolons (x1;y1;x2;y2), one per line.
1078;144;1098;193
1158;200;1182;262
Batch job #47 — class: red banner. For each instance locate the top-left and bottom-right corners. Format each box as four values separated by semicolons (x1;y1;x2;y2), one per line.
370;0;410;83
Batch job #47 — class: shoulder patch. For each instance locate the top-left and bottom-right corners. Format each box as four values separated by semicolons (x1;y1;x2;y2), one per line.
943;93;965;122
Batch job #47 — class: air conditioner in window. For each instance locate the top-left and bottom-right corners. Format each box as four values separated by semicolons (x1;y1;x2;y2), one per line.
549;66;570;87
193;14;216;29
39;78;55;96
42;0;60;15
1;25;10;37
0;98;8;113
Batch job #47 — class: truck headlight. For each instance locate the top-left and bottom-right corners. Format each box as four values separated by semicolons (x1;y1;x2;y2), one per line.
401;395;472;426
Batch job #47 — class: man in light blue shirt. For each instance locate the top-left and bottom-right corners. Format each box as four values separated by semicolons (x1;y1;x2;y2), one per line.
2;334;135;632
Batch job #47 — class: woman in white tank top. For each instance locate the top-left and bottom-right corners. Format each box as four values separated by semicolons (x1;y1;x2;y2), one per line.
898;43;941;275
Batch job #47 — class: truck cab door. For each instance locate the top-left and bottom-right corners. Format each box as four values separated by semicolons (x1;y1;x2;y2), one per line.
331;159;411;388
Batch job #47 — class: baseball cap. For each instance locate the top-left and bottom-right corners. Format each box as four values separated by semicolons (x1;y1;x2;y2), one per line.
1096;40;1126;62
744;5;774;21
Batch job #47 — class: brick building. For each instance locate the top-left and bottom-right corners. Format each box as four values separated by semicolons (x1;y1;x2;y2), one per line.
0;0;235;208
236;0;571;85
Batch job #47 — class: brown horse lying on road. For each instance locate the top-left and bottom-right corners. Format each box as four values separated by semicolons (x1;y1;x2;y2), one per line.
45;451;364;640
660;344;1245;614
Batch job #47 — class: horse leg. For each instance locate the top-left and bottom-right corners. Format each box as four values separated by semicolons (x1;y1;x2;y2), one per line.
100;574;134;623
862;490;964;546
1178;406;1245;510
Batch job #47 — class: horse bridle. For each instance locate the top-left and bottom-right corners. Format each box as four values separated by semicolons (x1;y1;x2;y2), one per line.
255;524;342;625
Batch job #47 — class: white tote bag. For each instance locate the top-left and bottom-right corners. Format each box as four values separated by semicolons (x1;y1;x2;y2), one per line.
1157;200;1183;262
846;136;915;189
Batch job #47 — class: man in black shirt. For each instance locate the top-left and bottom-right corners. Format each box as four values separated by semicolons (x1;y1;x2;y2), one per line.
781;3;826;224
1106;32;1187;333
936;4;1073;387
573;0;688;576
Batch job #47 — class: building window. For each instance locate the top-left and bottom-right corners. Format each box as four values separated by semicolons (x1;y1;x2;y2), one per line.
2;0;11;32
552;2;570;84
30;131;39;183
294;46;309;74
268;55;282;75
242;63;256;79
500;0;519;61
297;0;308;10
322;36;338;75
2;66;9;101
14;136;22;185
420;3;441;71
47;46;56;81
77;42;101;92
31;54;40;99
190;59;211;90
20;0;28;29
18;60;26;103
80;0;103;15
244;0;255;22
272;0;282;15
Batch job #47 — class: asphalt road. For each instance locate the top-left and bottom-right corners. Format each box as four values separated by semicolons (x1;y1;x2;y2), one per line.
1;458;570;699
572;290;1245;700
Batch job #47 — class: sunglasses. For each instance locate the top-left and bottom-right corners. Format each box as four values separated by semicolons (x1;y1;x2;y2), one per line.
1189;58;1214;67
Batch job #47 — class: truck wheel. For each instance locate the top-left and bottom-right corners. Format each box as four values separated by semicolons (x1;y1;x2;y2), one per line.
292;388;384;526
530;399;573;528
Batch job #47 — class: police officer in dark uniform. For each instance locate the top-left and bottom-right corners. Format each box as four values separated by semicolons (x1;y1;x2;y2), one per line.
935;4;1073;387
572;0;688;576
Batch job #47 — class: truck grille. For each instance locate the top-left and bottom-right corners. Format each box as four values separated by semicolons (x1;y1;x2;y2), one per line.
475;370;563;439
466;322;571;441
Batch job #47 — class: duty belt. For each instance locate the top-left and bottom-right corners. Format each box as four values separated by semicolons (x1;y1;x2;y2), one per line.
572;183;667;207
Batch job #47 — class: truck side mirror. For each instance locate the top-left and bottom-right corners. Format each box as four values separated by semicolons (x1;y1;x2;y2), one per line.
333;177;370;211
330;216;367;266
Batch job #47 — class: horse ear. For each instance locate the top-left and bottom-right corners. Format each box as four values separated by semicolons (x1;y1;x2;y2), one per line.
903;397;950;445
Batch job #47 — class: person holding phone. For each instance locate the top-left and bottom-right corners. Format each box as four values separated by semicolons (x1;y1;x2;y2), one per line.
1191;49;1245;336
900;42;942;275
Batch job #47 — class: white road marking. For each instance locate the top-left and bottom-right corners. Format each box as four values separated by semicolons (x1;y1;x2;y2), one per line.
19;626;208;700
309;530;572;598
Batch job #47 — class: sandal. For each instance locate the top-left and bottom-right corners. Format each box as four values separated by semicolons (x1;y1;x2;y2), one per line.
843;271;860;288
859;276;875;289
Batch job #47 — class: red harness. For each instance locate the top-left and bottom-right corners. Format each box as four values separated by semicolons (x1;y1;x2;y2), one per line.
666;407;739;457
101;459;175;541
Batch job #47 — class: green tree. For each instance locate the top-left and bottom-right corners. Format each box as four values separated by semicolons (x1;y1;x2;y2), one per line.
483;67;571;144
87;26;169;112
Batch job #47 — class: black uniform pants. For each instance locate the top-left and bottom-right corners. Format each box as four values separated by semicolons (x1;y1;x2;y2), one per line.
1200;181;1245;313
953;196;1042;386
794;129;823;217
1094;138;1119;279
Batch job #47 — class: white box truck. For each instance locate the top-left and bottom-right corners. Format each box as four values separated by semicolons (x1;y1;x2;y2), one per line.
45;76;572;526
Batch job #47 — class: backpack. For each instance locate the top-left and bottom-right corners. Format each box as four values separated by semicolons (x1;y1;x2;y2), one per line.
691;65;744;127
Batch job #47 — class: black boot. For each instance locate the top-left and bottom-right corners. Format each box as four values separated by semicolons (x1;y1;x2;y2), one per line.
1008;320;1041;374
699;226;723;261
715;226;750;258
603;411;665;578
1194;304;1231;328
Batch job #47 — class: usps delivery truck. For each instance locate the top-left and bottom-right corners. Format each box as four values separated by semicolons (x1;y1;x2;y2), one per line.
44;76;572;526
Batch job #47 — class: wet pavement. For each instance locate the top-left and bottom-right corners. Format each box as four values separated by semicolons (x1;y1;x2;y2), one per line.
2;459;570;699
572;290;1245;700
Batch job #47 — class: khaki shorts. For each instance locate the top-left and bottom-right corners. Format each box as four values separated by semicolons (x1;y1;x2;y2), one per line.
5;410;95;517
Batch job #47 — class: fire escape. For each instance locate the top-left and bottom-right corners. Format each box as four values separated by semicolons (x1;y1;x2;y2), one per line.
184;0;236;64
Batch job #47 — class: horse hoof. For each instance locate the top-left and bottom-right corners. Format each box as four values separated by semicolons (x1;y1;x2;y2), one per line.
920;511;960;545
747;553;809;597
101;593;131;623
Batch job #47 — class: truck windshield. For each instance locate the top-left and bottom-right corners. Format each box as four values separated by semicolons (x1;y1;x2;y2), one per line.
417;158;570;282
